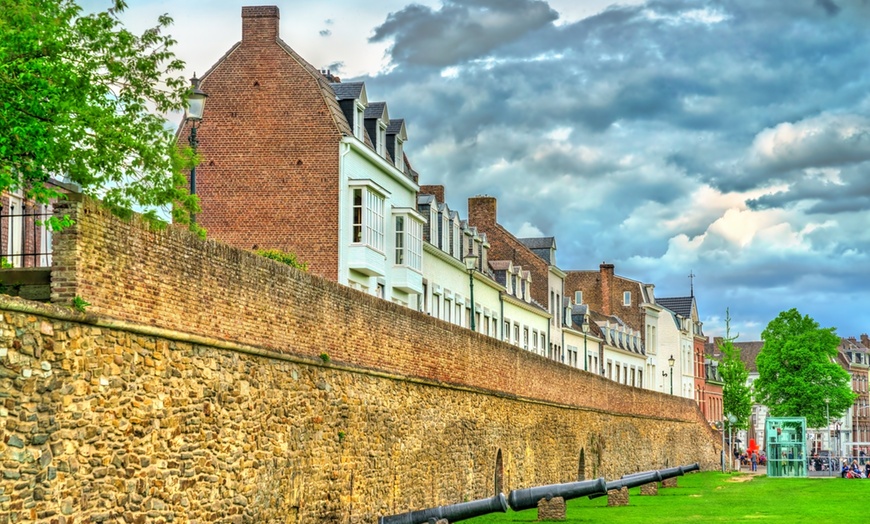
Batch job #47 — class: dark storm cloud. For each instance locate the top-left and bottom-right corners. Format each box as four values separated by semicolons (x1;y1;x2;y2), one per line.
354;0;870;338
369;0;558;67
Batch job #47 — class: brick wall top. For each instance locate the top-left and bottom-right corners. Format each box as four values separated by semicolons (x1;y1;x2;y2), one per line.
51;197;706;424
419;184;445;203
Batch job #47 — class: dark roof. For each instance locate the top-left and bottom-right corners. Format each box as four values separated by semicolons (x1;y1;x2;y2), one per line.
386;119;405;135
518;237;555;250
331;81;364;101
657;296;693;318
364;101;387;119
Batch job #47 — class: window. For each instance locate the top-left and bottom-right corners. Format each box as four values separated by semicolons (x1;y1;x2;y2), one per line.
377;122;387;157
533;331;539;351
395;138;404;171
445;298;452;323
395;216;404;265
394;214;422;270
523;328;529;349
575;290;582;304
504;320;510;340
354;104;365;139
514;323;520;345
351;186;385;251
623;291;631;306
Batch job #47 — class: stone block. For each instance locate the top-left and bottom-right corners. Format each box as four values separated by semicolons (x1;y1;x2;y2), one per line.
607;486;629;507
662;477;678;488
537;496;566;521
640;482;658;495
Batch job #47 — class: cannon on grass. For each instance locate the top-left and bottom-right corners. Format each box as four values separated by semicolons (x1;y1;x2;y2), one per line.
588;470;662;500
507;477;607;512
379;493;508;524
681;462;700;474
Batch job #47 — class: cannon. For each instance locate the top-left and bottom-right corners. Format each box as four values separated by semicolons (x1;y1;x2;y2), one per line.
681;462;700;474
378;493;508;524
507;477;606;511
658;466;684;481
589;470;662;499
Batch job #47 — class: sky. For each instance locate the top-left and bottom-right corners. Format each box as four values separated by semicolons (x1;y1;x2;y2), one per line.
86;0;870;342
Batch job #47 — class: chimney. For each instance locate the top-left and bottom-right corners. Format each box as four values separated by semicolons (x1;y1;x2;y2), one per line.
419;185;445;203
600;263;615;316
468;195;497;227
242;6;280;43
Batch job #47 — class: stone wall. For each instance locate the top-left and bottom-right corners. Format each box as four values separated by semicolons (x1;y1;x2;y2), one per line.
0;197;721;523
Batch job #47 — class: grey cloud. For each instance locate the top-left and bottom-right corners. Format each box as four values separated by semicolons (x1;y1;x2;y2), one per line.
369;0;558;67
319;29;332;37
816;0;841;16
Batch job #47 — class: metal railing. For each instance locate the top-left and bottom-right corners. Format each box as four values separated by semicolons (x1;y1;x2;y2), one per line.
0;206;53;268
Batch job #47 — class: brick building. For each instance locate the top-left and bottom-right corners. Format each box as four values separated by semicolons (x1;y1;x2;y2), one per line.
177;6;424;306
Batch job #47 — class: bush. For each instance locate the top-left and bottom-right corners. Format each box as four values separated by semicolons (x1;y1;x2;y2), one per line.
256;249;308;271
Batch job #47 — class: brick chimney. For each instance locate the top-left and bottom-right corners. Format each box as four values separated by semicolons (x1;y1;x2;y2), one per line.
420;185;445;203
468;196;497;228
600;263;615;315
242;6;280;43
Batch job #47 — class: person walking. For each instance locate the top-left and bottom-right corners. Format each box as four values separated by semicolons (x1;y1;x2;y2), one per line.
751;451;758;472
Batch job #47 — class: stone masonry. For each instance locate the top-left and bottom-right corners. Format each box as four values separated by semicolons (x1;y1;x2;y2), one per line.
0;196;720;522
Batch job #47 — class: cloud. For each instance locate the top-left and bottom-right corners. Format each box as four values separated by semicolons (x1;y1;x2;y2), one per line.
369;0;559;67
748;114;870;173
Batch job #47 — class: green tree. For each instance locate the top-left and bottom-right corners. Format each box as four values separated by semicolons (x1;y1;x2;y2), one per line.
754;308;855;428
0;0;199;230
717;308;752;430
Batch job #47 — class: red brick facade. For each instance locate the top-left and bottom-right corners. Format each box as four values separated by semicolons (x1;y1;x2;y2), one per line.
467;196;550;309
176;6;347;281
564;265;647;341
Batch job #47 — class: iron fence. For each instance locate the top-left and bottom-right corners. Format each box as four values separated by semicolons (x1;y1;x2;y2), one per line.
0;206;53;268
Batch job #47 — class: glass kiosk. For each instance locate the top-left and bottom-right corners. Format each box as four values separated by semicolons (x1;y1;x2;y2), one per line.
766;417;807;477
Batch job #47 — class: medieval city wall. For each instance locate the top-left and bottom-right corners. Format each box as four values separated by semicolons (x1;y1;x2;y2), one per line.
0;197;720;523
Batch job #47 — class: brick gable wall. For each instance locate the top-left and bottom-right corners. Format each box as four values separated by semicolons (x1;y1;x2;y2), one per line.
467;196;550;309
565;266;647;342
176;7;343;281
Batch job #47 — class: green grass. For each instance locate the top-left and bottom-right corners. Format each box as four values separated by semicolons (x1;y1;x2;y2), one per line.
467;472;866;523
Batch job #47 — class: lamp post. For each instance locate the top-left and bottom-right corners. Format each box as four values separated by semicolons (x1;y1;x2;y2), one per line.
464;252;478;332
186;74;208;223
581;315;589;371
668;354;675;395
727;413;737;470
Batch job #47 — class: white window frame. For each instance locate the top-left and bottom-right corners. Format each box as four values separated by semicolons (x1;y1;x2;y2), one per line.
575;290;582;304
354;102;365;140
377;122;387;157
350;182;387;253
623;291;631;306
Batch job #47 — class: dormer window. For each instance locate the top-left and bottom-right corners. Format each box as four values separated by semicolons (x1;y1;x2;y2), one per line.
376;122;387;157
395;138;404;171
354;103;365;139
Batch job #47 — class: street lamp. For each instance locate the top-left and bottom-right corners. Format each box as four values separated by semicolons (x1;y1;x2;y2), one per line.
581;314;590;371
464;251;478;332
727;413;737;470
186;74;208;223
668;354;676;395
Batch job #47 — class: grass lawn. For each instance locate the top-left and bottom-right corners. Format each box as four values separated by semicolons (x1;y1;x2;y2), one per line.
465;472;867;523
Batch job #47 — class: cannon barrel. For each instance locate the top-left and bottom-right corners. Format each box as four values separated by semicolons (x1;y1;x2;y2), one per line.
379;493;508;524
588;471;661;499
658;466;684;481
681;463;700;474
508;477;606;511
621;469;657;480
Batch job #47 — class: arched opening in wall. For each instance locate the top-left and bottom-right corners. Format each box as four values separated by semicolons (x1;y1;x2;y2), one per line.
494;449;504;496
578;448;586;481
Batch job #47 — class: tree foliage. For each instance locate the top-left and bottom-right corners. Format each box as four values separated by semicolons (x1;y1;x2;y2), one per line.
754;308;855;428
717;308;752;430
0;0;199;230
